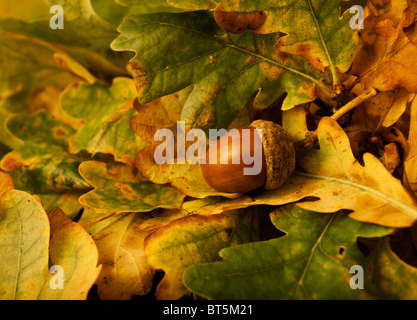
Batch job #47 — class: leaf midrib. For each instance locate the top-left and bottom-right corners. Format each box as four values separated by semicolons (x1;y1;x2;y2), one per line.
294;171;417;219
12;196;24;300
305;0;338;85
294;212;336;299
186;214;336;300
126;20;328;91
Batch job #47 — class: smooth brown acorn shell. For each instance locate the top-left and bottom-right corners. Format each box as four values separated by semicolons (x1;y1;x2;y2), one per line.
201;128;267;194
201;120;296;194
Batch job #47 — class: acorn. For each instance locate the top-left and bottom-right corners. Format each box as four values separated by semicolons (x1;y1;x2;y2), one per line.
201;120;296;194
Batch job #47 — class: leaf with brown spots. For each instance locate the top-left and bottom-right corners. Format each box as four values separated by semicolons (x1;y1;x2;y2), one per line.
0;111;90;194
0;33;83;114
60;78;142;170
78;161;185;214
214;8;267;34
214;0;358;91
111;10;324;130
145;208;258;299
0;110;91;219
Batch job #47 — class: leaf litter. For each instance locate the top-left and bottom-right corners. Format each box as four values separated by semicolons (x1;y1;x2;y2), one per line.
0;0;417;301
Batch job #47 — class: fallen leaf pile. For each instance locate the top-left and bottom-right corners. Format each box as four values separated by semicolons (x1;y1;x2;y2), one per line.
1;0;417;300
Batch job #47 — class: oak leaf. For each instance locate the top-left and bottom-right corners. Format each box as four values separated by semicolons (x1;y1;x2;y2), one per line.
0;111;90;194
184;117;417;228
0;171;14;198
145;209;257;299
111;10;324;130
367;237;417;299
214;0;358;89
0;188;101;300
184;205;394;300
0;34;82;113
115;0;217;10
78;161;186;214
84;209;187;300
60;78;141;170
352;11;417;92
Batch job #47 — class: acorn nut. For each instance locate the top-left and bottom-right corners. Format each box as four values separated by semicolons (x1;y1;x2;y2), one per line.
201;120;296;194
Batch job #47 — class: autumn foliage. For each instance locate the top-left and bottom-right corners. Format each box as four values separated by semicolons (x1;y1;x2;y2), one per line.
1;0;417;300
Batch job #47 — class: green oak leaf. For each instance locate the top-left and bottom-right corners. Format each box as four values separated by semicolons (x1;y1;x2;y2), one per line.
111;11;324;130
367;238;417;300
115;0;217;11
91;0;184;26
214;0;358;90
94;0;187;27
0;108;85;218
0;33;82;113
0;111;90;194
184;205;393;300
90;0;130;28
0;0;132;79
0;107;22;150
60;78;142;169
78;161;186;214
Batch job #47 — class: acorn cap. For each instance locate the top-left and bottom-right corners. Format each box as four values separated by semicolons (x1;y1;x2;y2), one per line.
249;120;296;190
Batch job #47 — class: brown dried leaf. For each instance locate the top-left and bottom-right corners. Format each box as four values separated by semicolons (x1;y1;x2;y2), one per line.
352;11;417;92
405;97;417;196
0;171;14;198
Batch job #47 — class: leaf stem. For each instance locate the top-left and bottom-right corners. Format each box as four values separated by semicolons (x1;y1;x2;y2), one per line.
295;88;379;152
331;88;377;121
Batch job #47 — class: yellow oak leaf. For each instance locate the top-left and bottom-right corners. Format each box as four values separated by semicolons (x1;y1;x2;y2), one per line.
145;210;256;299
0;171;14;198
184;117;417;228
85;209;187;300
0;191;101;300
